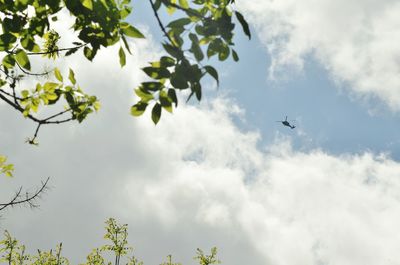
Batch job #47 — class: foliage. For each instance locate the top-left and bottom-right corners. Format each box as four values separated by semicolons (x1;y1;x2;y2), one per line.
194;247;220;265
131;0;250;124
0;0;250;211
0;155;14;177
160;255;182;265
0;0;250;145
0;218;220;265
0;0;143;143
0;3;249;263
0;1;249;257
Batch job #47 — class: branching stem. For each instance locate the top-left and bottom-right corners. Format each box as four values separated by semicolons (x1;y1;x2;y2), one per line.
0;177;50;211
148;0;176;46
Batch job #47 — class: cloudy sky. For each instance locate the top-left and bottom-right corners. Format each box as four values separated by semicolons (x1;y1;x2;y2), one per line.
2;1;400;264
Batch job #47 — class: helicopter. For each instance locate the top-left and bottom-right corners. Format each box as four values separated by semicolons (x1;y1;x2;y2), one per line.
276;116;296;129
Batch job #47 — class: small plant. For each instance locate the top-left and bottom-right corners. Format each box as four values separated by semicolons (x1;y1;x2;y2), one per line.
0;218;220;265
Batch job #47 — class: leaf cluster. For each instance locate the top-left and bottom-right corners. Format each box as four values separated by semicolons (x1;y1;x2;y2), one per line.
1;0;251;134
0;0;145;142
0;155;14;177
131;0;251;124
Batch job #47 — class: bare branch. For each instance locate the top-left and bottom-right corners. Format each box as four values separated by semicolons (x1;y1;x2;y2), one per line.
0;177;50;211
25;43;87;56
0;88;24;101
15;61;52;77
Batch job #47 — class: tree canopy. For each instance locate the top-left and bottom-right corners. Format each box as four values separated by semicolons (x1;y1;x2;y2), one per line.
0;0;250;261
0;0;250;182
0;0;251;259
0;0;250;144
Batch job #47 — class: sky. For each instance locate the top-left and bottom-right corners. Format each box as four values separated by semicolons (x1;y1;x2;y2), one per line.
1;1;400;265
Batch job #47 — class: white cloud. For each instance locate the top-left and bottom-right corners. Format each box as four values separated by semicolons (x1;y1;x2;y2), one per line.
121;103;400;265
5;95;398;265
238;0;400;111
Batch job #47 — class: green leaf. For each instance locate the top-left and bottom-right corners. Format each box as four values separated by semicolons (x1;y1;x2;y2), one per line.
159;90;172;113
232;49;239;62
151;103;162;124
168;89;178;107
121;35;132;54
43;82;59;91
154;0;161;10
54;68;63;82
21;90;29;98
142;67;170;79
0;33;17;51
189;33;204;61
46;93;59;101
167;18;192;28
83;46;96;61
82;0;93;10
162;43;183;59
135;87;154;102
142;82;164;91
204;65;219;86
170;73;188;89
120;6;132;19
94;101;101;111
121;23;145;38
186;91;194;103
218;44;230;61
207;39;222;58
15;49;31;70
235;11;251;39
160;56;176;67
2;54;15;69
166;0;176;15
179;0;189;8
193;82;202;101
119;47;126;67
130;101;148;116
21;35;40;52
69;68;76;85
66;47;79;56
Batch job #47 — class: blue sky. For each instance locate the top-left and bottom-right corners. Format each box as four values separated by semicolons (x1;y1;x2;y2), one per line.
132;0;400;159
2;1;400;265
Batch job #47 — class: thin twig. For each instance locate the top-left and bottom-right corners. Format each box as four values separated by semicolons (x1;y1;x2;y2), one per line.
25;44;87;55
148;0;176;45
0;177;50;211
0;88;24;101
5;44;87;56
15;61;51;77
43;108;71;122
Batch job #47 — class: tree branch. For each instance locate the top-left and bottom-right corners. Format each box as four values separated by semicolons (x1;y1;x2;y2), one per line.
25;43;87;56
0;88;24;101
15;61;52;77
148;0;176;46
0;177;50;211
0;89;74;142
5;44;87;56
